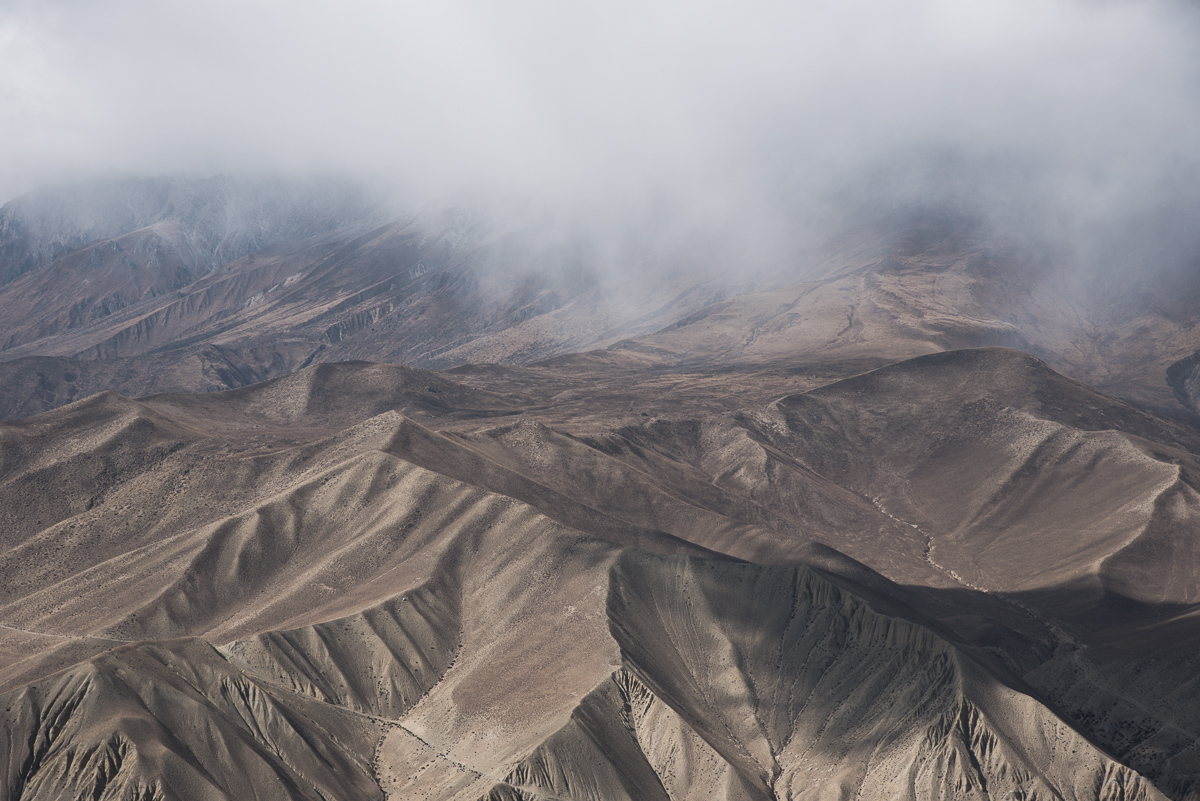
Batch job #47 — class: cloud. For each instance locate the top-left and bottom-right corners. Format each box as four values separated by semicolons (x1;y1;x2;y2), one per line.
2;0;1199;275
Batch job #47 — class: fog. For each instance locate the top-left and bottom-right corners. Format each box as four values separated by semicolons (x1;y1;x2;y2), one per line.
3;0;1200;280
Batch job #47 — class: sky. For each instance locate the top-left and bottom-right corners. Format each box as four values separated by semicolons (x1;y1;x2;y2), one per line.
2;0;1200;275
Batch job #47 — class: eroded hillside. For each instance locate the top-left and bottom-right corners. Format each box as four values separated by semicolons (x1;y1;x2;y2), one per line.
3;350;1200;799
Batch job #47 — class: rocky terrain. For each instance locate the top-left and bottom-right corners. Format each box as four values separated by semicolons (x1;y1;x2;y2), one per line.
0;182;744;420
2;185;1199;425
3;180;1200;800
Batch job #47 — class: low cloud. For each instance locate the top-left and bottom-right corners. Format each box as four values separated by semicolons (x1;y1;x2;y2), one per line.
2;0;1199;279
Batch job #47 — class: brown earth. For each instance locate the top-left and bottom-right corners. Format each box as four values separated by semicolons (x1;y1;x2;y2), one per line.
2;348;1200;800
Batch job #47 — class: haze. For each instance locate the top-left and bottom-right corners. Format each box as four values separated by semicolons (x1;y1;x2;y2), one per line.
2;0;1200;276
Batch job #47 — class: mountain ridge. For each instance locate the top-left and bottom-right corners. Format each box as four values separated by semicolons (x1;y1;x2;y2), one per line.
4;346;1200;797
4;179;1200;799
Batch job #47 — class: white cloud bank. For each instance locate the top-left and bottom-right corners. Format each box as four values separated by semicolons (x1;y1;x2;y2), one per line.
2;0;1199;274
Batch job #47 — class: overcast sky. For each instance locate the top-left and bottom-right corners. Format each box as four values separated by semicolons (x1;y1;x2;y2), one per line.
2;0;1199;269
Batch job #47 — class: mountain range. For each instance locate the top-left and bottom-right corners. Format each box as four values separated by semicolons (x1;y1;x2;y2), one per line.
3;178;1200;801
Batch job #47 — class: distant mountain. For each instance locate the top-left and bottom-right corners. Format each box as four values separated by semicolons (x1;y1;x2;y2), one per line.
0;180;742;418
2;180;1200;425
2;186;1200;425
0;175;381;286
588;215;1200;419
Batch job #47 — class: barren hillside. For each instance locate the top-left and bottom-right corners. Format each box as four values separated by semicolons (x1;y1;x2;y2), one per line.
3;348;1200;799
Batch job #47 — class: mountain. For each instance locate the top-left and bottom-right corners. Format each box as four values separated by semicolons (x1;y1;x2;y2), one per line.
0;183;742;420
2;348;1200;799
0;175;378;286
4;179;1200;799
2;190;1199;425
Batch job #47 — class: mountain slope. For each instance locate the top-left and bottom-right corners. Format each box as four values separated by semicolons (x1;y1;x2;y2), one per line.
4;193;1200;424
3;349;1200;797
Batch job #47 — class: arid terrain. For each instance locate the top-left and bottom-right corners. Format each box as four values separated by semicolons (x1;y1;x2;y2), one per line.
3;182;1200;800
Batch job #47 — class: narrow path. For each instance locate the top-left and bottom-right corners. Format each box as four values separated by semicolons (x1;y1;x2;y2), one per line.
372;720;580;801
866;494;1078;643
0;620;133;644
866;495;1200;747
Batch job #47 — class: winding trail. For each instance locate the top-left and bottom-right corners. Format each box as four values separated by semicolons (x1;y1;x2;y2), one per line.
865;495;1200;748
0;620;133;644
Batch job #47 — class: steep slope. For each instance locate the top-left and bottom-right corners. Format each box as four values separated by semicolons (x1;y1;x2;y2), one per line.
1;639;385;801
0;175;376;286
375;553;1162;801
3;349;1200;798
